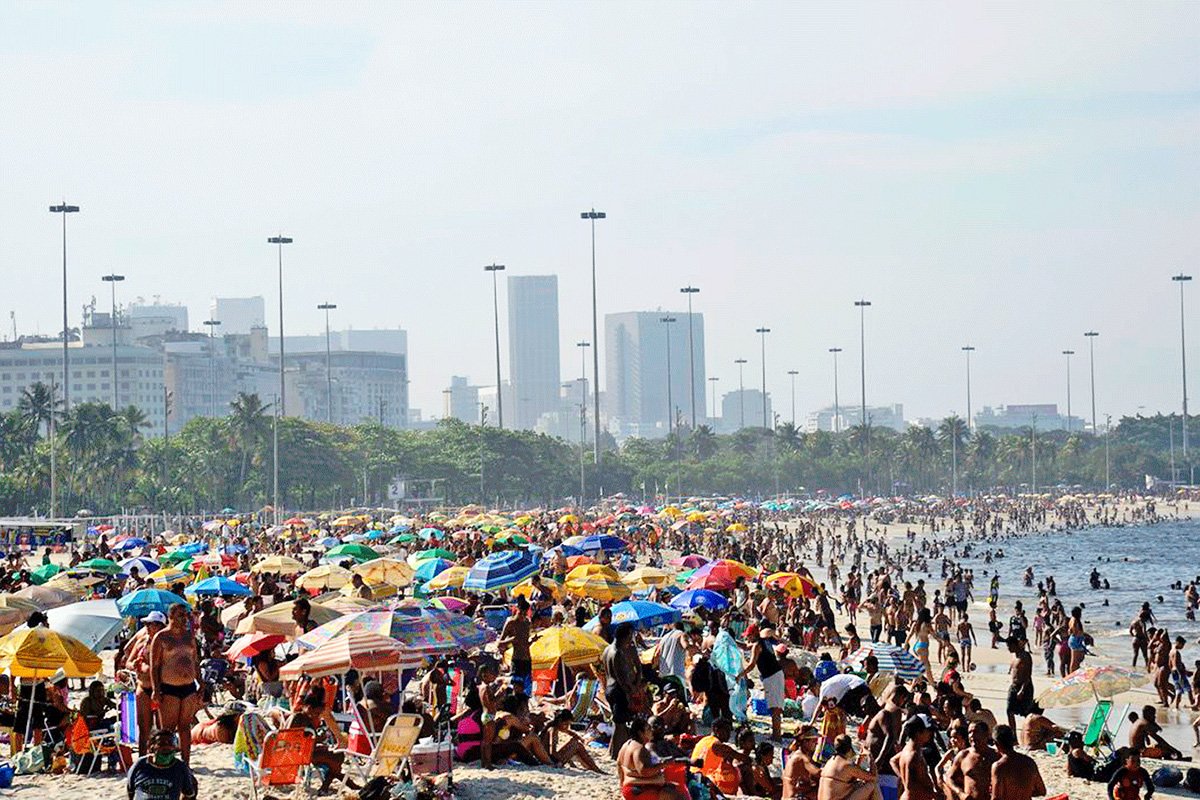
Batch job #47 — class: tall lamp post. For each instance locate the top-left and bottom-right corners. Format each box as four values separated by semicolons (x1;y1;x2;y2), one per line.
680;286;700;429
1062;350;1075;432
267;235;293;416
580;208;606;461
101;273;125;408
756;327;771;428
829;347;842;433
961;345;975;431
708;377;720;424
1173;274;1192;482
787;369;799;426
660;316;677;435
733;358;748;430
317;302;337;424
1084;330;1099;434
50;202;80;409
484;264;505;429
202;318;221;417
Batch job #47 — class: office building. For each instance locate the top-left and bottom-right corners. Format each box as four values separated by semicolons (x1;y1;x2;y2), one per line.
443;376;480;423
719;389;772;432
805;403;906;433
605;311;705;439
285;350;408;427
507;276;561;430
211;297;265;335
975;404;1080;431
127;300;188;341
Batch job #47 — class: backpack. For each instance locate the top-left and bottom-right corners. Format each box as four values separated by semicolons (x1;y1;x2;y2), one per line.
1184;767;1200;794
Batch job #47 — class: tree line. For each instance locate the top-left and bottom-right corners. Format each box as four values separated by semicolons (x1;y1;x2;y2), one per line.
0;383;1190;515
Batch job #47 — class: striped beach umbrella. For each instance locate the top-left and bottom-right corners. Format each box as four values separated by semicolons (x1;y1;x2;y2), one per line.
296;607;494;654
281;631;423;679
463;550;538;591
843;643;925;680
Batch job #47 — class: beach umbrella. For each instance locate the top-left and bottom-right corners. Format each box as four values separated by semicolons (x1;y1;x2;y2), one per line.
226;632;287;660
668;589;729;612
186;576;253;598
418;527;446;541
668;554;709;570
352;558;415;588
621;566;673;591
512;577;563;601
112;538;149;552
407;548;457;568
30;599;123;652
389;533;417;545
425;566;469;591
281;631;422;680
332;515;360;527
296;607;494;654
428;596;469;612
119;557;160;576
297;564;354;591
177;542;208;556
1036;665;1149;708
77;558;123;575
145;567;190;587
0;627;102;678
13;584;78;609
413;558;454;583
566;563;620;582
251;555;306;575
557;514;578;525
117;589;188;619
528;626;607;670
576;534;627;553
586;600;680;631
726;523;748;533
683;572;735;592
842;643;924;680
564;569;630;602
764;572;820;599
691;559;756;583
319;595;379;614
29;563;63;584
283;517;307;527
0;595;42;614
158;550;192;567
463;550;538;591
325;543;379;563
565;555;595;570
234;600;341;637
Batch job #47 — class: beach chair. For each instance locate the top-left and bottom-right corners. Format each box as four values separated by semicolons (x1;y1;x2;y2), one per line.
344;713;422;780
532;667;557;697
246;728;316;800
67;715;115;774
1082;699;1114;754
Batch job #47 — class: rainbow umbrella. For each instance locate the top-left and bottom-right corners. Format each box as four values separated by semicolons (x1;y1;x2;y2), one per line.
1036;665;1149;708
428;596;469;612
296;607;494;654
764;571;820;599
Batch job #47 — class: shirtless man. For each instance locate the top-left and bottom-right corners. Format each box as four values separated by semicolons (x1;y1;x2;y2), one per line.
818;735;883;800
889;715;937;800
865;684;909;777
991;724;1045;800
945;721;997;800
616;718;687;800
1005;637;1036;732
1129;704;1185;760
150;603;202;764
499;596;533;692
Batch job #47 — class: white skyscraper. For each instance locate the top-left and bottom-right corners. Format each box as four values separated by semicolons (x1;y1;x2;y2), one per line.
507;276;561;430
211;296;266;335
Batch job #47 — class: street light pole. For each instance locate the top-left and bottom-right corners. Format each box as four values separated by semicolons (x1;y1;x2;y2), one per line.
660;316;676;436
101;273;125;408
1173;274;1192;482
854;301;871;483
267;235;293;416
708;377;719;424
202;318;222;417
756;327;771;428
580;209;606;461
735;359;747;429
787;369;799;426
1084;331;1099;434
961;346;975;431
484;264;506;429
829;348;842;433
49;202;80;409
680;286;700;429
1105;413;1112;489
318;302;337;424
1062;350;1075;432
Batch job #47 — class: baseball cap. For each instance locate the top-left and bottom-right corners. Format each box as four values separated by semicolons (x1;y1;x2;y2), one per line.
143;611;167;624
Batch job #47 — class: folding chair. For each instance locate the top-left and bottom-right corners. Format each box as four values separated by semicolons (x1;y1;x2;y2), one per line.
246;728;316;800
568;677;602;724
1082;699;1114;754
344;713;422;780
66;715;118;774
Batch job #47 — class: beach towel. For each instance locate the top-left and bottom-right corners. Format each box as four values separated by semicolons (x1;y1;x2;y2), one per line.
118;691;138;745
233;711;272;773
711;630;748;722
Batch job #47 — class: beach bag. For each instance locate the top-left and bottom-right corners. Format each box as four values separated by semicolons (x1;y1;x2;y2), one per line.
1184;767;1200;793
13;745;45;775
1154;766;1184;787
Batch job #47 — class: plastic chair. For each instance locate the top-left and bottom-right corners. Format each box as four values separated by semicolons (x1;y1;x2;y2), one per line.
247;728;316;800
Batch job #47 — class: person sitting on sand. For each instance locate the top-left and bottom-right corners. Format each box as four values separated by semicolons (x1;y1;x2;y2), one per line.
991;723;1045;800
1020;711;1065;751
1129;705;1187;761
818;735;882;800
617;717;688;800
1065;731;1096;781
285;686;348;795
541;709;603;773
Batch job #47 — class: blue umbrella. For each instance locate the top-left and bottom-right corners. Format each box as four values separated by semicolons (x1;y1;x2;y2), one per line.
365;529;387;540
463;550;538;591
419;527;446;541
113;538;148;552
587;600;680;631
177;542;207;556
389;524;410;534
317;536;341;549
222;544;248;555
577;534;627;553
414;558;454;583
119;557;159;575
116;588;188;618
669;589;729;612
547;544;585;557
186;576;253;598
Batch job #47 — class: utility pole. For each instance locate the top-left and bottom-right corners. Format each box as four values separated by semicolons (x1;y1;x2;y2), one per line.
787;369;799;427
484;263;505;429
829;348;842;433
580;209;606;462
1174;274;1192;483
1105;413;1112;489
1084;330;1099;434
1062;350;1075;432
267;234;293;415
708;377;720;424
318;302;337;424
101;273;125;408
734;358;748;430
961;346;975;431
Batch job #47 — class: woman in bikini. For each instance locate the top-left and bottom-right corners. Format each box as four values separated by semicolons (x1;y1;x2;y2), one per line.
907;608;935;683
150;603;202;764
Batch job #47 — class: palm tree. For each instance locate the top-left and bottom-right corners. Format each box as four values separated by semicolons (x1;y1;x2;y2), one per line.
17;381;62;441
775;421;802;451
228;392;271;500
690;425;718;460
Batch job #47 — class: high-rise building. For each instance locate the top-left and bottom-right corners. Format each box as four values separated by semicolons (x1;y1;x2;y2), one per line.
128;300;188;341
805;403;906;433
507;276;561;430
719;389;772;432
211;297;265;335
443;376;479;423
605;311;705;439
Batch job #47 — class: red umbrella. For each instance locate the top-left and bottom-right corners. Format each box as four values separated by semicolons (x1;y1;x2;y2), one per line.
669;554;709;569
685;572;735;591
226;632;286;660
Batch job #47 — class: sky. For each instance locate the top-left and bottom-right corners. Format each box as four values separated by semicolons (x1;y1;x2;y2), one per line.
1;2;1197;425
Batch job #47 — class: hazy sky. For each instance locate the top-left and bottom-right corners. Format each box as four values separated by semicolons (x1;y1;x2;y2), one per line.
2;2;1197;424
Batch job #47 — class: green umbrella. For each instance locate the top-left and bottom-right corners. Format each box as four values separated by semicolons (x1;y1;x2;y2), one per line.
77;558;123;575
325;543;380;563
389;533;416;544
407;548;457;568
494;532;529;545
674;568;697;584
159;550;192;566
30;563;63;585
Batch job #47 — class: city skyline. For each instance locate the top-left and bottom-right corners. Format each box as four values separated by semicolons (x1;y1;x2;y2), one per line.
1;4;1196;427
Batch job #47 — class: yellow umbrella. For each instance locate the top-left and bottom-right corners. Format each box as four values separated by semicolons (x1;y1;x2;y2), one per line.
332;515;360;527
565;573;631;602
251;555;306;575
352;558;415;588
528;626;608;670
621;566;672;591
558;514;579;524
146;568;189;587
234;600;341;637
339;580;396;600
296;564;354;591
726;522;748;532
566;563;621;582
425;566;469;591
661;506;681;517
513;577;563;601
686;511;708;523
0;627;101;678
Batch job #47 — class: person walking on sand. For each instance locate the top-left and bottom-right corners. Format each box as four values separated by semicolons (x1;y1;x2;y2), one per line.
1067;606;1088;672
1005;636;1037;733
